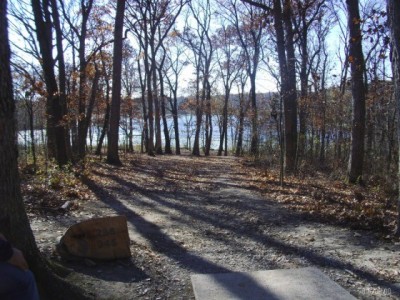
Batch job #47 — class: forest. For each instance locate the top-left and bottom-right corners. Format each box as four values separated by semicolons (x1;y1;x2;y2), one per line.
1;0;400;299
7;0;394;172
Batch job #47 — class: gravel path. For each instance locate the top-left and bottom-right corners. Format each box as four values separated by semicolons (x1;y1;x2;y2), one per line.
29;154;400;299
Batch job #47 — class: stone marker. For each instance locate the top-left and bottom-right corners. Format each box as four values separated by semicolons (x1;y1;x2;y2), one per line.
58;215;131;260
191;267;356;300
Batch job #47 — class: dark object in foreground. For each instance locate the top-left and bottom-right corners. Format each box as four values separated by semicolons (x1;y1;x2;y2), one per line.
57;216;131;260
0;233;40;300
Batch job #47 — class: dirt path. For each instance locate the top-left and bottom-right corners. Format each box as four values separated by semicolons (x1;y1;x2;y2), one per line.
29;154;400;299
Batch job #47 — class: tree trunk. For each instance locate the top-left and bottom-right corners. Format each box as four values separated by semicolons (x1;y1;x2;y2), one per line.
159;73;171;154
319;49;329;165
192;64;203;156
158;55;171;154
152;51;163;155
249;72;258;156
387;0;400;236
50;0;71;163
95;78;111;156
346;0;366;183
161;96;171;154
83;65;100;154
282;0;298;172
145;50;155;156
76;0;94;160
107;0;126;165
192;107;203;156
164;52;181;155
137;57;149;154
128;110;134;153
1;3;90;298
204;81;212;156
236;86;247;157
273;0;298;173
298;10;309;165
25;97;37;171
31;0;69;166
218;92;229;156
170;90;181;155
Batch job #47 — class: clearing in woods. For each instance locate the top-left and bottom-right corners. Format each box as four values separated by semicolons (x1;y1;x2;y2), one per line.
26;153;400;299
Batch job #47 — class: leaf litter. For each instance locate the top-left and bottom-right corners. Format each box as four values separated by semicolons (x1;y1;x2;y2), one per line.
22;152;400;299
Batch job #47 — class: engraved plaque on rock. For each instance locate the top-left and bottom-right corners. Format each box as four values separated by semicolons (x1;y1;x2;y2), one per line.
59;216;131;260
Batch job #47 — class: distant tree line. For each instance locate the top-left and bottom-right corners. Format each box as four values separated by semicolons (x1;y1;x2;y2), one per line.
5;0;400;187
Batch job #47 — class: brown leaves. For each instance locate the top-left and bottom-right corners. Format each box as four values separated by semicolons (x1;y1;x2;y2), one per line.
21;162;94;215
255;169;396;235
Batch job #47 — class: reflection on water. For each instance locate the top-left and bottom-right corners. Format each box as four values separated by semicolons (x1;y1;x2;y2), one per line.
18;114;253;151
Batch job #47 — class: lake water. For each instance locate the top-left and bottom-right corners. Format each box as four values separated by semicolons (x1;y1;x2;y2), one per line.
18;114;253;152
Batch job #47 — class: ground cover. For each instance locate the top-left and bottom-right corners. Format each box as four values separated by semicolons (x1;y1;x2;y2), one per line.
22;153;400;299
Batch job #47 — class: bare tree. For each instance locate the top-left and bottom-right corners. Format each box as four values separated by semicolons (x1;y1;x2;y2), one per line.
127;0;187;156
121;45;138;153
158;45;172;154
235;71;250;156
346;0;366;183
292;0;326;163
163;35;186;155
95;49;112;156
181;0;214;156
224;0;265;156
242;0;298;167
215;24;243;156
107;0;127;165
31;0;70;166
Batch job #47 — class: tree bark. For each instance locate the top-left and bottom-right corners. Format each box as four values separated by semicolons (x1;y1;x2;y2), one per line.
387;0;400;236
107;0;126;165
218;92;229;156
192;61;203;156
76;0;94;160
50;0;71;162
297;7;309;165
164;45;182;155
144;39;156;156
232;3;262;156
31;0;69;166
158;60;172;154
152;49;163;155
1;2;89;298
95;62;111;156
249;75;259;156
204;80;212;156
273;0;289;170
282;0;298;172
83;65;100;154
236;79;248;156
346;0;366;183
137;54;149;154
167;81;181;155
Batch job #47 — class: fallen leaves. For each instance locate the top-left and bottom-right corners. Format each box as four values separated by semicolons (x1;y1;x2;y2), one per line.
253;168;397;236
21;163;94;215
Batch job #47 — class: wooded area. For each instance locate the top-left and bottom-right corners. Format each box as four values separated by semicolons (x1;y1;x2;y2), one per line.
1;0;400;299
7;0;396;174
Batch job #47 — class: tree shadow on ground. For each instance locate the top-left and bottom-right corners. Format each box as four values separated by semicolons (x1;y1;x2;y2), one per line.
83;176;278;298
83;168;400;298
65;258;147;283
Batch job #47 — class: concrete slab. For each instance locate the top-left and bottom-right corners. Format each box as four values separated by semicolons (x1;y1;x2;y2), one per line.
191;267;356;300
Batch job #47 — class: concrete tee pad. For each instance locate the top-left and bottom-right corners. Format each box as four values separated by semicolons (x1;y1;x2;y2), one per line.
191;267;356;300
